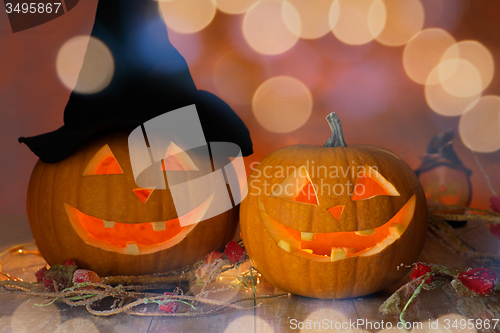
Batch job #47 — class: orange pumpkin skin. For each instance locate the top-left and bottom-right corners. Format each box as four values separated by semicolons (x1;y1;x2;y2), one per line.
27;129;238;276
240;115;427;299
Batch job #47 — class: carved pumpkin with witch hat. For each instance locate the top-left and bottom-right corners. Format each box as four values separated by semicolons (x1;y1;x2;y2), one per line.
19;0;252;277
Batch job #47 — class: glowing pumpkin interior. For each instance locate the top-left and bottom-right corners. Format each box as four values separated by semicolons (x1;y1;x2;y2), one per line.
65;144;210;255
261;166;415;262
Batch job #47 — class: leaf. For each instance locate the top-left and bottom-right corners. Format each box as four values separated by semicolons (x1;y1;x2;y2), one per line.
379;278;422;315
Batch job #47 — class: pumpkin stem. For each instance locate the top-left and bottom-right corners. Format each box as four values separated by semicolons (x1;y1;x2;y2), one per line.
324;112;347;148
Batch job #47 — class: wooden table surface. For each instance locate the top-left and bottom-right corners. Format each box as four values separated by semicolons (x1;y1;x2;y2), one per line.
0;214;499;333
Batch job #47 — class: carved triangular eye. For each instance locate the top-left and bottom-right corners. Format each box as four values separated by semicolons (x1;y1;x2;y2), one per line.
161;142;199;171
352;166;399;201
271;166;318;205
83;144;124;176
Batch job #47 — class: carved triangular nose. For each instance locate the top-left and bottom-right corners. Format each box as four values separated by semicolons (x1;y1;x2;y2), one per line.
327;205;344;220
133;188;154;204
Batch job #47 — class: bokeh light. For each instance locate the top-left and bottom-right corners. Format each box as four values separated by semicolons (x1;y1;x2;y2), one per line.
158;0;216;34
214;0;260;14
283;0;334;39
425;68;480;117
302;308;364;333
54;318;99;333
253;76;313;133
441;40;495;91
9;299;60;333
213;48;265;105
329;0;387;46
243;0;300;55
403;28;456;85
375;0;425;46
224;315;273;333
459;95;500;153
56;36;114;94
439;59;483;98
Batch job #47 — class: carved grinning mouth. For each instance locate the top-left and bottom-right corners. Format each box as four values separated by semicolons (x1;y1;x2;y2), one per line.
64;195;213;255
258;195;416;262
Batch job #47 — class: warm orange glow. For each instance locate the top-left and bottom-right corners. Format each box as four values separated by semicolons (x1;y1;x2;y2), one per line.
243;0;300;55
403;28;456;85
459;95;500;153
258;195;416;262
294;181;319;205
329;0;387;45
271;166;318;205
133;188;154;204
352;166;399;200
252;76;313;133
158;0;216;34
352;175;388;200
375;0;424;46
283;0;334;39
64;203;197;255
327;205;344;220
82;144;124;176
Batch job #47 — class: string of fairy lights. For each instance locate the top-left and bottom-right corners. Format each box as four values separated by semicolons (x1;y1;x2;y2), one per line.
54;0;500;153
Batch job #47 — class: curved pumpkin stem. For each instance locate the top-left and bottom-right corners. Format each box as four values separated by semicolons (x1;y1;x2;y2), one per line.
324;112;348;148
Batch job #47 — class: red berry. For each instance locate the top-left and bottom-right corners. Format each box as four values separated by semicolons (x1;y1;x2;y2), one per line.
489;196;500;213
410;263;434;284
204;251;224;265
224;241;246;265
159;292;178;313
62;259;76;266
489;224;500;241
35;266;47;283
458;268;497;295
72;269;102;285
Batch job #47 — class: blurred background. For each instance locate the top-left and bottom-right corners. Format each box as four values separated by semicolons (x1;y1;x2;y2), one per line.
1;0;499;214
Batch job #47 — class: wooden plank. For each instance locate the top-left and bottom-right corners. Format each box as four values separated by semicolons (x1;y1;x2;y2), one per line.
459;223;500;256
0;296;58;333
257;295;362;333
41;303;153;333
441;284;500;333
148;262;257;333
417;231;479;269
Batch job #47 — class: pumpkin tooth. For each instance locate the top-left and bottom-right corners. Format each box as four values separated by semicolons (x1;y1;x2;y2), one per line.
103;220;115;228
388;223;404;238
355;229;375;236
330;248;347;262
300;232;315;241
151;221;166;231
277;239;293;253
343;247;358;256
125;242;140;255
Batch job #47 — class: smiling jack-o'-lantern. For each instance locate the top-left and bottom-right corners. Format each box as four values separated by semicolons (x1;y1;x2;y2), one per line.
26;129;239;276
240;113;427;299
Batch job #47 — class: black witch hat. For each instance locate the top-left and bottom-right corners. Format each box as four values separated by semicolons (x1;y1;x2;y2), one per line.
19;0;252;163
